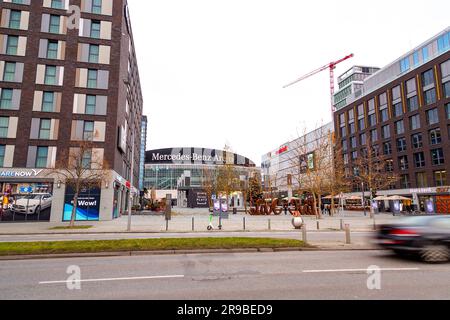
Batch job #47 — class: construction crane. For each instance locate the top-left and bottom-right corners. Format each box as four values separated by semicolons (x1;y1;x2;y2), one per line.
283;53;354;116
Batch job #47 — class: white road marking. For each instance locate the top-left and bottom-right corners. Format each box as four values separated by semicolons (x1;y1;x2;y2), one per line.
302;268;420;273
39;274;185;285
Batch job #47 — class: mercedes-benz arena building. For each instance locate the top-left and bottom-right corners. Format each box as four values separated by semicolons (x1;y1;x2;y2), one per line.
144;148;259;208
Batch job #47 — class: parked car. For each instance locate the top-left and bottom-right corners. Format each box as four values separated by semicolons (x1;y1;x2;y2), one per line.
11;193;52;215
375;215;450;263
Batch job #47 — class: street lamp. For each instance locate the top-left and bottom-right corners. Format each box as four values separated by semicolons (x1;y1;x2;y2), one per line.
362;182;366;216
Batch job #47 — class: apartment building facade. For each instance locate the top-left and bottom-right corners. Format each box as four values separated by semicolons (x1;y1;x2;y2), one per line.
334;27;450;213
0;0;144;222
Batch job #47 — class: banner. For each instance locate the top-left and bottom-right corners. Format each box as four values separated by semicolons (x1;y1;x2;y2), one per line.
63;185;101;221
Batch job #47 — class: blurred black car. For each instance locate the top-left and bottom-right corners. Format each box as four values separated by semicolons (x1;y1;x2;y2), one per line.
375;216;450;263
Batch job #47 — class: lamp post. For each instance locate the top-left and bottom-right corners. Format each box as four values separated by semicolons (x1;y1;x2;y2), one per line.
362;182;366;216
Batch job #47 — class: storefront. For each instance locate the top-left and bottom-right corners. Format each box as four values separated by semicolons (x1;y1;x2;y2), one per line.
0;169;55;222
0;168;137;223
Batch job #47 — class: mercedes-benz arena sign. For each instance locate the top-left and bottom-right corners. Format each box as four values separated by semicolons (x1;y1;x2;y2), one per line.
145;148;256;167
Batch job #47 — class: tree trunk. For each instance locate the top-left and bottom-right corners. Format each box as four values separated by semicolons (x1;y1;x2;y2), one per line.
243;190;248;214
331;197;335;217
312;194;318;219
70;192;79;228
317;194;323;219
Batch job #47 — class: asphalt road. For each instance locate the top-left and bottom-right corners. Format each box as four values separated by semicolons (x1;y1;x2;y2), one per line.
0;231;373;244
0;250;449;300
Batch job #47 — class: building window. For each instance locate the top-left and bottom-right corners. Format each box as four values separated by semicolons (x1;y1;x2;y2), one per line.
49;15;60;34
431;148;445;166
400;175;410;189
92;0;102;14
400;57;410;73
90;20;101;38
393;102;403;118
444;82;450;99
379;107;389;123
395;120;405;135
410;114;421;131
358;118;365;131
0;89;13;109
82;149;92;169
398;155;409;171
351;151;358;161
407;96;419;112
51;0;63;9
342;140;348;153
3;62;16;82
412;133;423;149
44;65;57;85
6;36;19;55
397;137;407;153
383;142;392;156
368;99;376;127
9;10;21;29
360;133;366;146
446;103;450;120
385;159;394;173
39;119;51;140
42;92;55;112
83;121;95;140
87;69;98;88
414;152;426;168
437;32;450;53
423;88;436;105
434;171;447;187
426;108;439;126
47;40;58;59
430;128;442;145
35;147;49;168
382;125;390;139
88;44;100;63
422;69;435;87
0;117;9;138
85;95;97;114
350;136;357;149
416;172;428;188
0;145;5;167
371;129;378;142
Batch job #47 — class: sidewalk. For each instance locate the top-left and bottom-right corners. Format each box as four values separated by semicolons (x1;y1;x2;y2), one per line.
0;211;401;235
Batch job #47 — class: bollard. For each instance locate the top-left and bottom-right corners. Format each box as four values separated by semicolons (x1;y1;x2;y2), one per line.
192;217;195;232
317;221;320;230
340;219;344;231
268;219;271;231
166;220;169;232
302;225;307;244
243;217;246;231
373;218;377;231
345;224;351;244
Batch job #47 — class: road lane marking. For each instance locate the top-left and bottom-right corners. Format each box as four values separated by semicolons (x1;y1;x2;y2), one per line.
302;268;420;273
39;274;185;285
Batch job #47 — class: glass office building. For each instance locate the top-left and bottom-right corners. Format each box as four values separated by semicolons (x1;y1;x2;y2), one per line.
144;147;259;207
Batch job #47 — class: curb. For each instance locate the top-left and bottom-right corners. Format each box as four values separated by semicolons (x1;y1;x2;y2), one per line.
0;246;384;261
0;230;377;236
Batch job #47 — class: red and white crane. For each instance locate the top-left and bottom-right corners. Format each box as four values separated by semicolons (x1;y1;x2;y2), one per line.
283;53;354;116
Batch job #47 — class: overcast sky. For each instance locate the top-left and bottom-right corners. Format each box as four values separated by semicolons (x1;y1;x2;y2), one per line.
128;0;449;164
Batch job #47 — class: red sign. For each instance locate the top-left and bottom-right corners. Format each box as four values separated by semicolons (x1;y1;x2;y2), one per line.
276;146;288;155
126;181;131;189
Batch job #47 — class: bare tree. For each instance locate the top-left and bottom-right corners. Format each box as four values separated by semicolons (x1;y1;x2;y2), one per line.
288;125;334;219
201;167;217;210
216;163;240;209
352;141;399;217
326;139;352;215
48;140;111;227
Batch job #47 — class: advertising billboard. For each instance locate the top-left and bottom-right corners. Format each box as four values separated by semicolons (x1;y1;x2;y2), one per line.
63;186;101;222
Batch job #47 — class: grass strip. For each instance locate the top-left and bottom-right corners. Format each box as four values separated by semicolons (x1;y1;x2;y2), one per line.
0;238;305;256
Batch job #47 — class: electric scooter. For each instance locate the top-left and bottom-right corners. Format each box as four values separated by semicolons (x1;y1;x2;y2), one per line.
207;214;222;231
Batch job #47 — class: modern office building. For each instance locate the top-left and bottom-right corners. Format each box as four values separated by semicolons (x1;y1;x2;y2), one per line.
139;115;147;191
144;147;259;208
0;0;143;222
334;27;450;213
261;122;334;198
334;66;380;111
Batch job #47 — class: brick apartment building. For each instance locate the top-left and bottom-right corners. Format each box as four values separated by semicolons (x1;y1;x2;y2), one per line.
334;27;450;213
0;0;144;222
